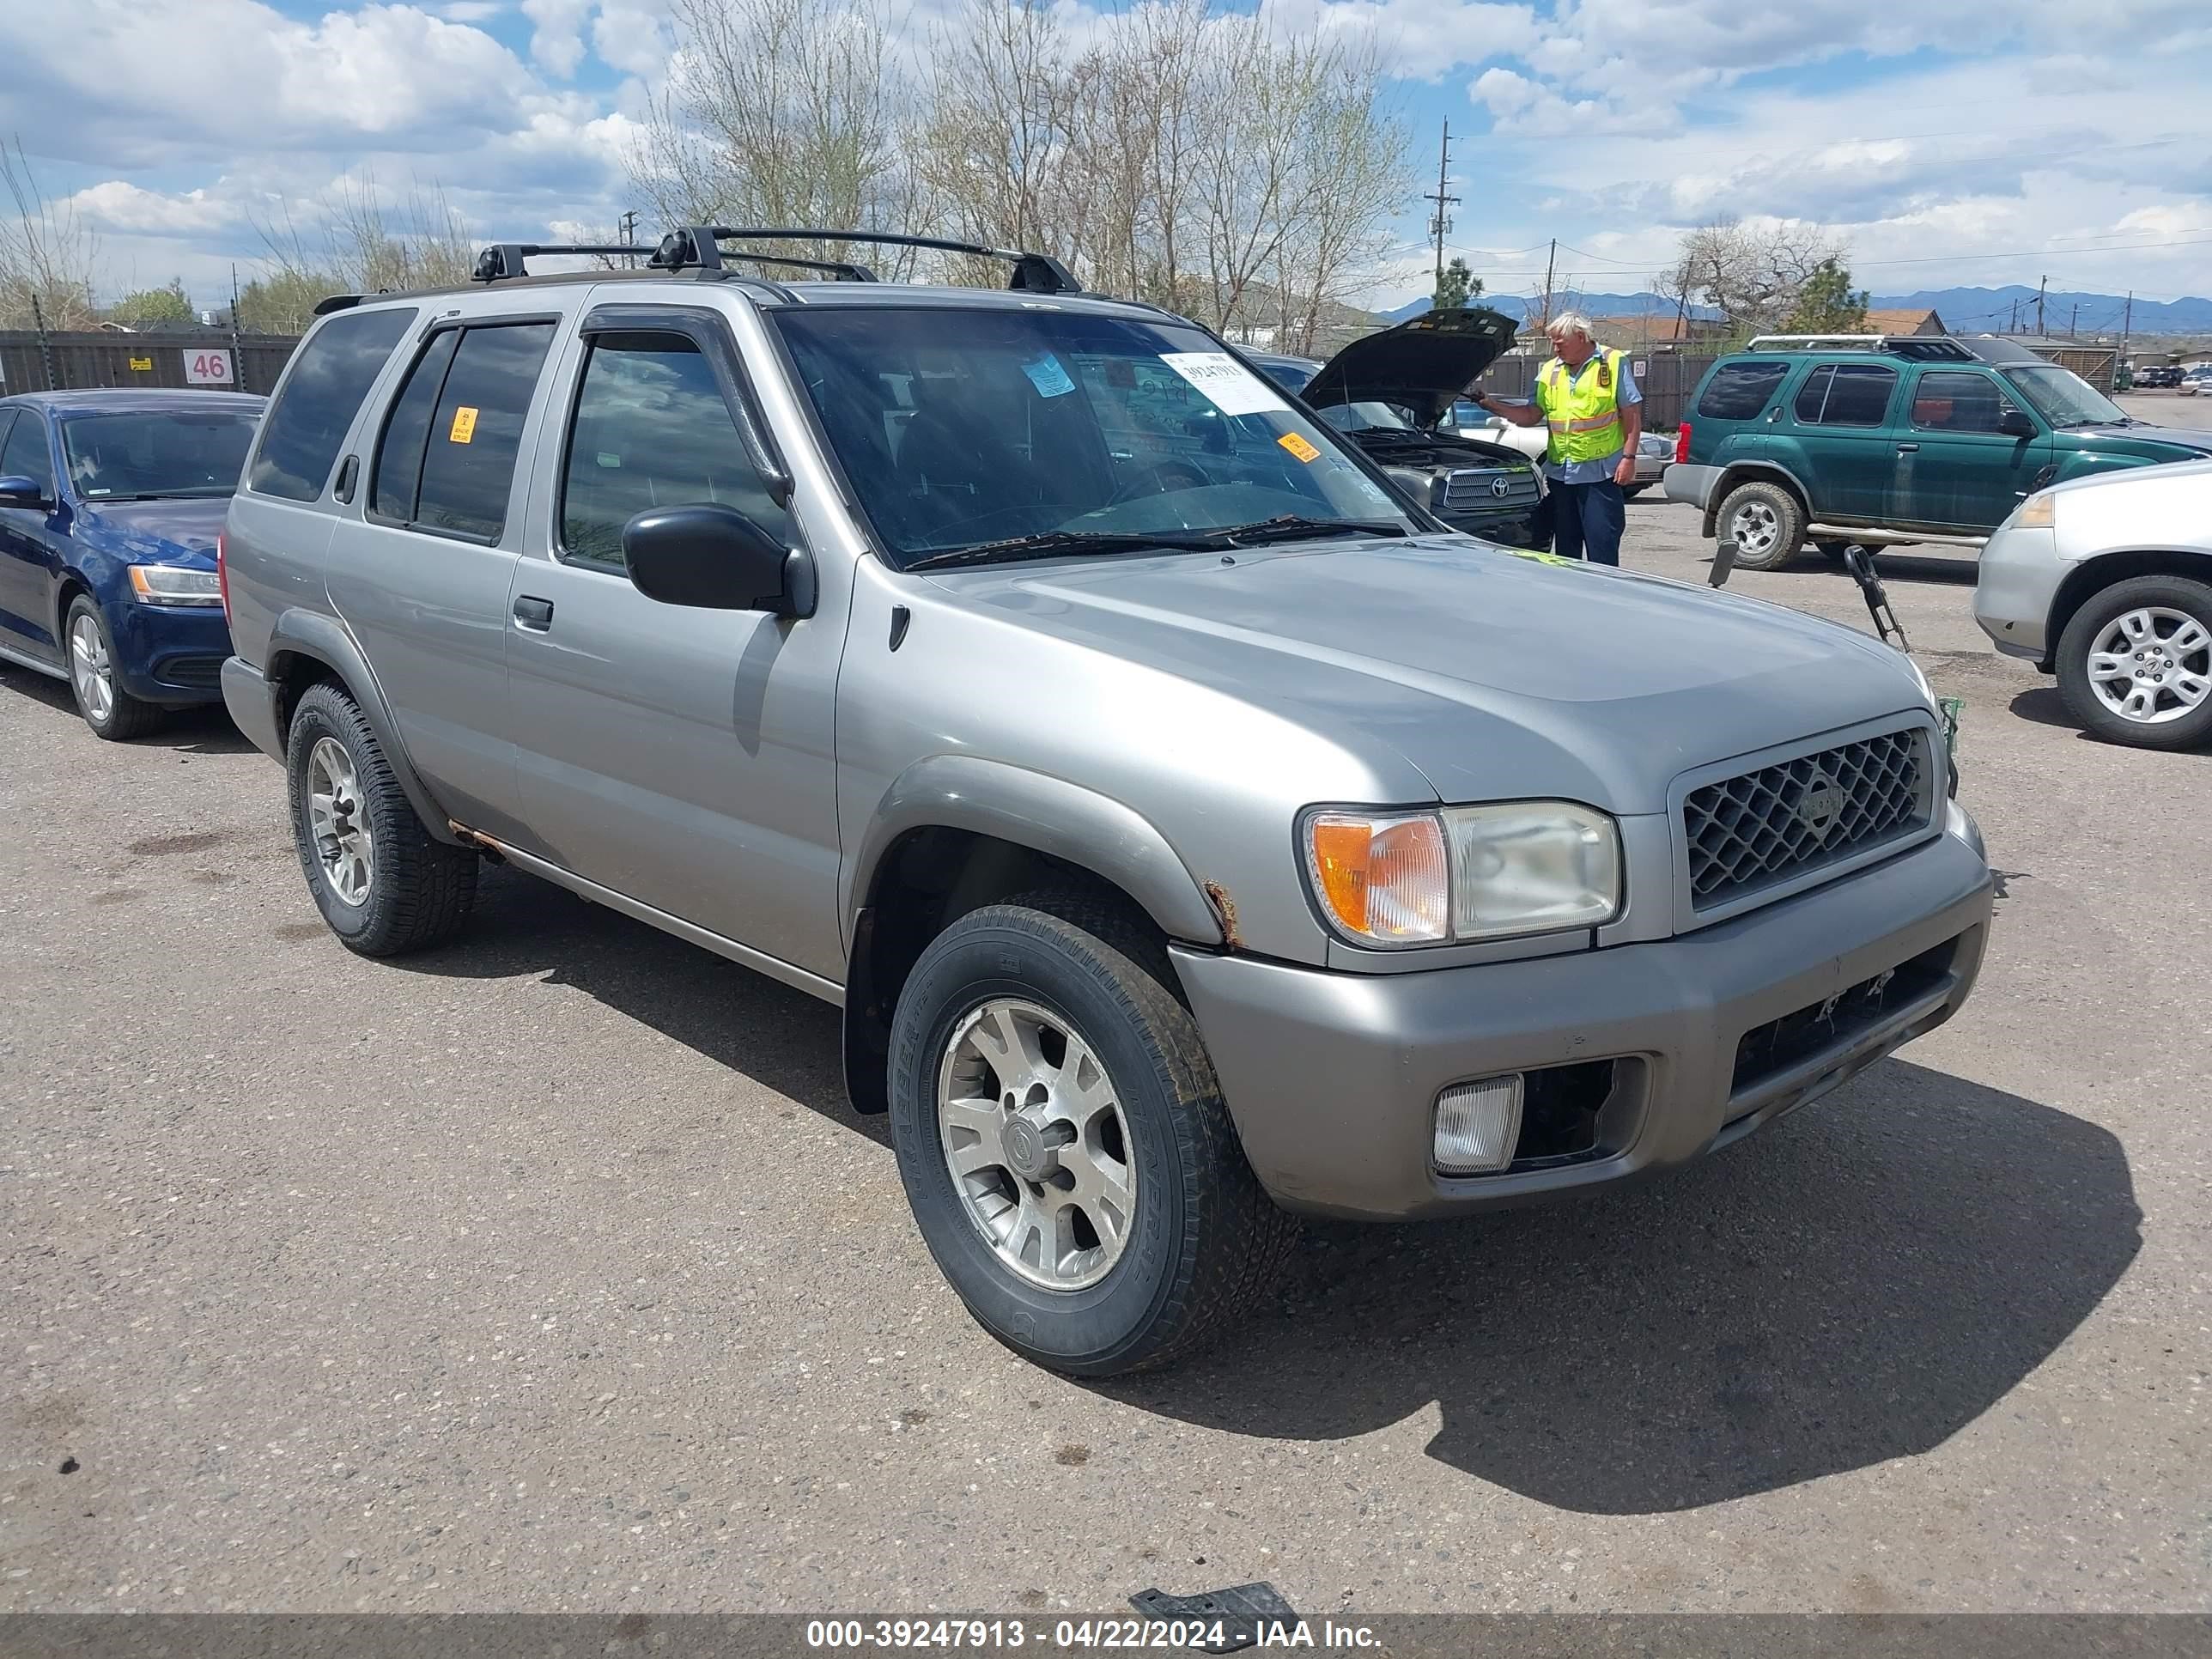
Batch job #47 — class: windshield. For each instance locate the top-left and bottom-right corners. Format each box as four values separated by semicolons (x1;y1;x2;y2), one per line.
2001;365;2128;427
61;410;258;500
773;307;1413;567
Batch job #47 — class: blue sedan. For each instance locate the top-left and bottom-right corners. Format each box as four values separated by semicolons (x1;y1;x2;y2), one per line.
0;389;264;738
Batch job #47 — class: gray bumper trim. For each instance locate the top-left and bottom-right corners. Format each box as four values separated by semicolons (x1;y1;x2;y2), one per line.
1173;824;1994;1221
220;656;284;762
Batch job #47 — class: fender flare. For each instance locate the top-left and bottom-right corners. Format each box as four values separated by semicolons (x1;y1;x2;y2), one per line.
264;608;463;846
1703;460;1814;539
843;754;1225;951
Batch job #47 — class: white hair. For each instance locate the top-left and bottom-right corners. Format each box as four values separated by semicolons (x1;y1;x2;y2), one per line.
1546;312;1595;342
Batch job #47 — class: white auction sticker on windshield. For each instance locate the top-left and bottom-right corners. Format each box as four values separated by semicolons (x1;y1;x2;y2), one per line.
1158;351;1288;416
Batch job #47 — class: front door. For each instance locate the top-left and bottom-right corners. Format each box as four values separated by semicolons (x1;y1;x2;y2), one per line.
1899;368;2051;531
1786;362;1900;522
502;301;847;981
0;410;63;656
324;314;563;837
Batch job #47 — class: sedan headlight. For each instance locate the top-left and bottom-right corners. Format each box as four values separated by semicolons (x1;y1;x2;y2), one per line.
128;564;223;606
2011;491;2057;530
1304;801;1620;948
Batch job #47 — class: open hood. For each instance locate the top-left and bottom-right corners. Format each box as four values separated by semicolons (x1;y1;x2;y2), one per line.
1297;306;1519;427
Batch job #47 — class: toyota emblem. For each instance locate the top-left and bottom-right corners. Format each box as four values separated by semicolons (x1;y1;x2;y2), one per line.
1489;475;1512;499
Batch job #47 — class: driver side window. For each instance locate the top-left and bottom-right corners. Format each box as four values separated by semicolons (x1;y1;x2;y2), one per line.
1;410;55;501
559;331;793;573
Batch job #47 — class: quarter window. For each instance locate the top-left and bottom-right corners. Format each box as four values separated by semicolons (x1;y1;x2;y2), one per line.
558;331;792;571
0;410;52;499
373;321;556;542
249;307;417;501
1795;363;1895;428
1696;362;1789;420
1911;371;2016;434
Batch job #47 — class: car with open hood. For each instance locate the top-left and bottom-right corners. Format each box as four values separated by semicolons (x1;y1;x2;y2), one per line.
217;228;1992;1378
1249;306;1544;549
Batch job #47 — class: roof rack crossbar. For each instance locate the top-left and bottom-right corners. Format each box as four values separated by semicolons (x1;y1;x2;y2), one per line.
1746;332;1975;362
673;227;1080;295
473;242;651;283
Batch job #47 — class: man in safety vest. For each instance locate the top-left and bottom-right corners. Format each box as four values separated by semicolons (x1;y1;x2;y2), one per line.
1469;312;1643;567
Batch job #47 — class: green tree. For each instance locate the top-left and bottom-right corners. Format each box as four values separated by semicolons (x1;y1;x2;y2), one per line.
106;279;193;329
1432;254;1480;310
1784;257;1868;333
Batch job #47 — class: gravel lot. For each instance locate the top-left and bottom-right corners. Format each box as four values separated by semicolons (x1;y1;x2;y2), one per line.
4;417;2209;1616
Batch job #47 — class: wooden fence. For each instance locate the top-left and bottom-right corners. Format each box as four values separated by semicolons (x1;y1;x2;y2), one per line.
0;331;301;398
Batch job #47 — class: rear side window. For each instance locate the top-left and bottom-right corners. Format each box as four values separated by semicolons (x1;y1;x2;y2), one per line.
1696;362;1788;420
374;321;556;542
0;410;52;498
1794;363;1896;428
249;307;417;501
558;331;793;571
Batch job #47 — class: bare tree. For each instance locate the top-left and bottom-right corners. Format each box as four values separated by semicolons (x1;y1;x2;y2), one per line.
0;138;99;330
252;171;477;306
1664;218;1852;338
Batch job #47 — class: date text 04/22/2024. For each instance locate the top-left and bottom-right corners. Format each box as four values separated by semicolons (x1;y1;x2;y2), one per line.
804;1618;1382;1649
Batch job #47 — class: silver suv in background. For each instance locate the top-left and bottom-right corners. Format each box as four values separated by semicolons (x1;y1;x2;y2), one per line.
218;228;1995;1376
1976;459;2212;748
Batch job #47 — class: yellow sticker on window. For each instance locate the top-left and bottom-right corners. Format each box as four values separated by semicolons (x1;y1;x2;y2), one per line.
128;356;153;372
448;405;479;444
1278;430;1321;464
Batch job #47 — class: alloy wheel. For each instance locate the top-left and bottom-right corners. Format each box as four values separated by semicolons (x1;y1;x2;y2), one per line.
306;736;374;904
2085;606;2211;725
1730;500;1780;558
68;613;113;724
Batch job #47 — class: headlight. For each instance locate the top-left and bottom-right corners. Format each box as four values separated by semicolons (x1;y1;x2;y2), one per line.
2012;491;2057;530
128;564;223;606
1304;801;1620;948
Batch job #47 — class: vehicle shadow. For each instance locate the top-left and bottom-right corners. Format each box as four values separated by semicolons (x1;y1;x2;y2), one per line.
1103;1060;2139;1516
0;663;254;753
387;863;878;1146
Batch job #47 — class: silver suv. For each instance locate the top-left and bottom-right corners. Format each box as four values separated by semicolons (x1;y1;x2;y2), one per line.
218;228;1996;1376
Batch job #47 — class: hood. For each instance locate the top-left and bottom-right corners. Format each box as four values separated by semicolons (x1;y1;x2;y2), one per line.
927;537;1928;813
2069;422;2212;457
1299;307;1518;427
76;495;228;568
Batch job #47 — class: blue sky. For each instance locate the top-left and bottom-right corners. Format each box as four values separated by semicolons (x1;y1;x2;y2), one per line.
5;0;2210;313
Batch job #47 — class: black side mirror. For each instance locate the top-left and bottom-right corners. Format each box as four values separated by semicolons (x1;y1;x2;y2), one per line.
1998;408;2036;439
621;503;815;617
0;474;44;508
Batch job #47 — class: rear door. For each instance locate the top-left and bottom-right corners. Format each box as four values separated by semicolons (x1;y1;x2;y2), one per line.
500;295;848;980
1785;362;1900;522
324;307;568;836
0;409;63;656
1899;367;2051;531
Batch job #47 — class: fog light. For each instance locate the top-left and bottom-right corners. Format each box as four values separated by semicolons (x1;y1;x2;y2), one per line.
1434;1074;1524;1174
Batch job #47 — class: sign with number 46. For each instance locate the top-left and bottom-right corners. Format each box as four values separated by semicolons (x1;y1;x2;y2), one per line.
182;349;234;386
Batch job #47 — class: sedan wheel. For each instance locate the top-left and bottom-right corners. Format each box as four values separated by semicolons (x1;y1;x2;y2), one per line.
68;612;113;725
2083;606;2211;726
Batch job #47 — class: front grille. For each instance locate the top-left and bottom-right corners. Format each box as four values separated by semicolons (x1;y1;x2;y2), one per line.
1684;726;1929;912
1440;466;1540;511
1729;938;1958;1109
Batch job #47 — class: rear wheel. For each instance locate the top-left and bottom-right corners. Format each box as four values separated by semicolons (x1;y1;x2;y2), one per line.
64;596;163;740
1716;480;1806;571
284;682;479;954
2056;574;2212;750
888;890;1296;1376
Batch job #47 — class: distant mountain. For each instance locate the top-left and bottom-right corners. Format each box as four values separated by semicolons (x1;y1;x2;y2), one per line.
1384;284;2212;336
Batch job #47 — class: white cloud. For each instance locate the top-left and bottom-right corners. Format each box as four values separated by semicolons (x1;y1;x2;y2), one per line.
522;0;593;76
434;0;507;19
593;0;677;79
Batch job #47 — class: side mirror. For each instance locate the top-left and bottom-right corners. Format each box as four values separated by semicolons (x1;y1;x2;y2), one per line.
1998;408;2036;439
0;474;44;508
621;503;816;618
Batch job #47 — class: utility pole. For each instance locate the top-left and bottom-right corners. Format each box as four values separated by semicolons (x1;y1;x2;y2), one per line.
2069;301;2079;338
228;264;245;393
2120;290;2133;360
619;209;640;270
2037;274;2047;337
1422;122;1458;300
2008;298;2020;332
1540;239;1558;332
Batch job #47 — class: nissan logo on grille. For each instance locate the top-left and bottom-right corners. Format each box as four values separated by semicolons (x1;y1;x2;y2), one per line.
1796;772;1844;839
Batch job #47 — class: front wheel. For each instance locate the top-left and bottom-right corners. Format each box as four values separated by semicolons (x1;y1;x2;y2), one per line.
64;595;163;740
2055;574;2212;750
1716;480;1806;571
887;891;1296;1376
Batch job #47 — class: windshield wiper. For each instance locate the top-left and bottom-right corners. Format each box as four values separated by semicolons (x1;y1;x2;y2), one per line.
1209;515;1409;547
905;529;1230;571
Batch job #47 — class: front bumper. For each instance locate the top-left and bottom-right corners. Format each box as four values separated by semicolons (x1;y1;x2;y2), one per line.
110;602;233;707
1173;821;1994;1220
1972;523;2063;665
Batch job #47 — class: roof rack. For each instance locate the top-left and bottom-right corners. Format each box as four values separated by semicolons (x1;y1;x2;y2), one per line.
470;238;878;284
1746;333;1976;362
659;227;1080;295
471;242;649;283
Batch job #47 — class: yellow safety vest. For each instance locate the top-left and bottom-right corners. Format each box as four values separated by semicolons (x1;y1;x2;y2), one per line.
1535;349;1627;465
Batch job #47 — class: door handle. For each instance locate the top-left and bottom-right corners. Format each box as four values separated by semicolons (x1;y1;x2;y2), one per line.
513;594;555;630
1895;443;1920;453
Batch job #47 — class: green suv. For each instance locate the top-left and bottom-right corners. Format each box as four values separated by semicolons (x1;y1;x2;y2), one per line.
1667;335;2212;569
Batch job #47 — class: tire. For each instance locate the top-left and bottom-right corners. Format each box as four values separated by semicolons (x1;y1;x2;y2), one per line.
887;890;1297;1376
2055;574;2212;750
1815;539;1852;566
284;682;478;955
64;594;163;741
1715;479;1806;571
